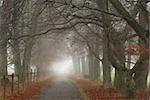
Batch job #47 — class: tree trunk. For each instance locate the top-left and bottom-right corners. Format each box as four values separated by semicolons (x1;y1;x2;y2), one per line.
113;40;126;91
85;55;90;78
13;40;22;78
81;57;86;77
11;0;22;81
93;56;100;80
0;0;11;76
72;54;81;74
108;0;149;96
22;39;34;83
0;38;7;76
106;31;127;92
88;52;94;80
97;0;112;87
133;4;149;91
133;57;149;91
103;51;112;87
88;48;100;80
22;0;39;82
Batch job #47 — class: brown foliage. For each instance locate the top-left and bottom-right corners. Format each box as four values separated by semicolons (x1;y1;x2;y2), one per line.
7;78;51;100
125;44;148;55
73;77;148;100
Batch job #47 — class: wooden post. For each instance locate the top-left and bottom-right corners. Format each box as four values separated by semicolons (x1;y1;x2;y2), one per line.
30;69;32;83
3;75;6;98
17;74;19;93
11;73;14;96
22;72;25;90
37;68;39;81
34;69;36;82
27;72;29;86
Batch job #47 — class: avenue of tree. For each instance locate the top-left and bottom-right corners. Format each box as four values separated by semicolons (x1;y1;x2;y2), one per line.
0;0;149;98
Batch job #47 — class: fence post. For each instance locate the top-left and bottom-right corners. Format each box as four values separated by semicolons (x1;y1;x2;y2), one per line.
22;72;25;90
25;71;30;87
17;74;19;93
11;73;14;96
31;69;33;83
34;69;36;82
3;75;6;98
37;68;39;82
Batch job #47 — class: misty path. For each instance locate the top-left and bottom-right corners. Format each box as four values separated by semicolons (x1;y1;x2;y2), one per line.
36;77;84;100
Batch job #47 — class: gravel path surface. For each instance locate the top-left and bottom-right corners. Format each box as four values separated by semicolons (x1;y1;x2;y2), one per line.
36;77;84;100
